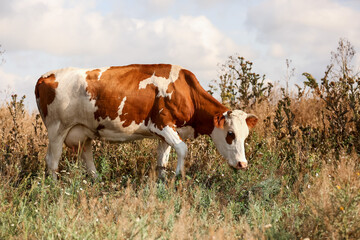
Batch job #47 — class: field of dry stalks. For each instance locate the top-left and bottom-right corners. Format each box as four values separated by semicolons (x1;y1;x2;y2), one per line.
0;88;359;239
1;39;360;239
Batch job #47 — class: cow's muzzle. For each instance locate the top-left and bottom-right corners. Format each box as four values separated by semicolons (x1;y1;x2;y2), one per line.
234;161;248;170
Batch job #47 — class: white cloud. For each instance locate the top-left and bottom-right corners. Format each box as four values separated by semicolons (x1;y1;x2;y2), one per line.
247;0;360;58
0;0;106;55
146;0;175;9
270;43;285;58
194;0;240;7
0;68;17;90
246;0;360;83
0;0;246;109
0;68;21;104
0;0;239;67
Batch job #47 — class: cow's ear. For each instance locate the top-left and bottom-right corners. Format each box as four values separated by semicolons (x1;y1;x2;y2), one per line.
214;113;226;129
246;114;258;129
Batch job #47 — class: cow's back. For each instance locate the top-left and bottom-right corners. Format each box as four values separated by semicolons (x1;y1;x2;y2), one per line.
35;64;196;140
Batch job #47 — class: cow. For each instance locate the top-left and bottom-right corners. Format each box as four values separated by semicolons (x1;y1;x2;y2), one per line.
35;64;258;180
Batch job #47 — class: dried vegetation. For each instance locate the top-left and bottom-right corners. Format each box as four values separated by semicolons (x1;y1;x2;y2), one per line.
0;39;359;239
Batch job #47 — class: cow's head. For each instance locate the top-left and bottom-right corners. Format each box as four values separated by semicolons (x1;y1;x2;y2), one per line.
210;110;258;170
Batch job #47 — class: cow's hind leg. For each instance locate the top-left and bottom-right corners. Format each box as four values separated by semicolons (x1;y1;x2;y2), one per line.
157;140;171;179
81;139;97;178
65;125;97;178
45;125;67;180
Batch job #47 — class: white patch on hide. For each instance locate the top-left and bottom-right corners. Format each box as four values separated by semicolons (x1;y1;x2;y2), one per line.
118;97;127;116
44;67;99;129
148;120;181;145
138;65;182;99
98;67;109;80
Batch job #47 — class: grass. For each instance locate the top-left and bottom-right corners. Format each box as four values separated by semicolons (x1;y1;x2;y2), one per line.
2;38;360;239
0;96;359;240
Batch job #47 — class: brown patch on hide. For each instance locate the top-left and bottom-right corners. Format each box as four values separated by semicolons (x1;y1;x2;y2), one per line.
35;74;58;118
85;64;177;129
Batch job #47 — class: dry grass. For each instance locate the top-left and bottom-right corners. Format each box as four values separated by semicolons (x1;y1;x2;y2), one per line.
0;92;359;239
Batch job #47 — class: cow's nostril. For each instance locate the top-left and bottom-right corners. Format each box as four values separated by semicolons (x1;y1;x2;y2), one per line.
237;162;242;169
237;161;247;169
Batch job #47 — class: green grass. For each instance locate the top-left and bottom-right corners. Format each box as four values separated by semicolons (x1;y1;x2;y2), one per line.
1;131;359;239
1;91;360;239
2;39;360;238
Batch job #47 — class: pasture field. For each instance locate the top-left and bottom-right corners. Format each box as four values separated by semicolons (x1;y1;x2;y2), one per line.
0;90;359;240
1;40;360;239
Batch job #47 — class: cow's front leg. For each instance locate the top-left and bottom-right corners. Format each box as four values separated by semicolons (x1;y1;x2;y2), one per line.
157;140;171;179
151;126;187;176
174;141;187;176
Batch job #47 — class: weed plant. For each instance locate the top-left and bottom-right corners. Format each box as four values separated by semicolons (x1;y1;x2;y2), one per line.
0;39;359;239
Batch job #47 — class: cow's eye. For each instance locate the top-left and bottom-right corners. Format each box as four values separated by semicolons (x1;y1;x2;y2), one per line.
226;131;235;144
227;131;235;138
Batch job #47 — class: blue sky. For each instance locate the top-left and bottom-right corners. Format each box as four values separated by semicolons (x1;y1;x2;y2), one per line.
0;0;359;110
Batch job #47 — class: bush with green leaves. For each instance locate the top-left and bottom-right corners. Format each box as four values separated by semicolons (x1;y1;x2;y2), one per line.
209;55;273;110
303;38;360;156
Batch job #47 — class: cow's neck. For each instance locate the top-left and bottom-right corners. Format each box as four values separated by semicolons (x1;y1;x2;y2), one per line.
191;89;229;137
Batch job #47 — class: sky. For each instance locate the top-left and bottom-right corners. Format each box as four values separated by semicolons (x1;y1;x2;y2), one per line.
0;0;360;110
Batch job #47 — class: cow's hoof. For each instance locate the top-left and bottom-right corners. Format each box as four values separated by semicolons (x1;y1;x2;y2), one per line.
45;169;58;181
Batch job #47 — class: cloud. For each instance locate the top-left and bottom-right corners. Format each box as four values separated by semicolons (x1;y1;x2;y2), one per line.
0;0;105;55
0;0;239;68
0;68;19;103
0;0;246;109
0;68;17;90
146;0;175;9
270;43;285;58
246;0;360;83
247;0;360;58
194;0;240;7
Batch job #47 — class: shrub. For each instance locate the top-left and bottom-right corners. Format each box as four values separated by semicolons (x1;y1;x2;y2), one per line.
303;39;360;157
209;54;273;110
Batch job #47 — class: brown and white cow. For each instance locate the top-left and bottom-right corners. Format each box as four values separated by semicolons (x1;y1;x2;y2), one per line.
35;64;258;179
